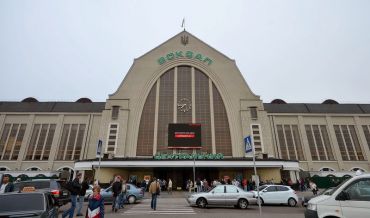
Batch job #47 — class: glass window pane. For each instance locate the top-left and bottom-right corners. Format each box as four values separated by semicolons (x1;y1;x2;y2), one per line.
292;125;305;161
277;125;288;159
2;124;19;160
342;125;356;160
11;124;27;160
334;125;348;161
0;124;11;158
42;124;56;160
25;124;41;160
349;126;364;160
57;124;70;160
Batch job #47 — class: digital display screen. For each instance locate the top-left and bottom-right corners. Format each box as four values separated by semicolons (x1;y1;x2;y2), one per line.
168;123;201;149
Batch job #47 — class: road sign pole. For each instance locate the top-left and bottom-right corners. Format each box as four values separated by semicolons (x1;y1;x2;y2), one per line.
193;149;196;193
246;135;261;217
253;143;262;217
96;140;102;185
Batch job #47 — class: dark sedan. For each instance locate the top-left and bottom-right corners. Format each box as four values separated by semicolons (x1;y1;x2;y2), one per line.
0;190;58;218
13;179;70;206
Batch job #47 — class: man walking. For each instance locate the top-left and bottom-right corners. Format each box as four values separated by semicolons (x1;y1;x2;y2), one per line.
112;176;122;212
63;173;82;218
76;177;90;216
0;175;14;193
149;177;160;210
167;178;172;194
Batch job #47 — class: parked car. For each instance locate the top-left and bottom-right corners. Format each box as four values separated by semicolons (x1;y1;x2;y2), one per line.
0;189;58;217
13;179;70;206
301;187;335;207
89;183;144;204
305;173;370;218
252;184;298;207
187;184;257;209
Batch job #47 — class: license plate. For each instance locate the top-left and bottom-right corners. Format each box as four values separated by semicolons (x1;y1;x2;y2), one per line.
63;193;68;196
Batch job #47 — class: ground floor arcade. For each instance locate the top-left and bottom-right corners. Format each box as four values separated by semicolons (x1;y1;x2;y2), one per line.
74;159;300;189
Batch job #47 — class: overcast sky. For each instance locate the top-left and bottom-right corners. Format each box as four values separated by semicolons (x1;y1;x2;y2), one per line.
1;0;369;103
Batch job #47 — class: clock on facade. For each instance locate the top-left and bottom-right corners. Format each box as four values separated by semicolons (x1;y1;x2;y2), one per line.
177;98;192;112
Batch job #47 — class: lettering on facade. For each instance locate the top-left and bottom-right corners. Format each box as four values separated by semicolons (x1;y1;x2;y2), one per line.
157;51;213;66
154;153;224;160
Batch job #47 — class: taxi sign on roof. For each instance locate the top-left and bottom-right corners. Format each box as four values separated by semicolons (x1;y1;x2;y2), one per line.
22;186;36;192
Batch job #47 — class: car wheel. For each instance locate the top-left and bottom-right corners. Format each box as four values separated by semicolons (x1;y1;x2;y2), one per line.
238;199;249;209
288;198;297;207
128;195;136;204
196;198;207;208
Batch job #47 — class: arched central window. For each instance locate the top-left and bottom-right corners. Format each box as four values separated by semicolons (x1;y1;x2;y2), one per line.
137;66;232;156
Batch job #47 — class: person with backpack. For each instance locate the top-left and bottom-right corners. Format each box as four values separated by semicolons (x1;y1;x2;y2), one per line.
63;173;82;218
112;176;122;212
149;177;160;210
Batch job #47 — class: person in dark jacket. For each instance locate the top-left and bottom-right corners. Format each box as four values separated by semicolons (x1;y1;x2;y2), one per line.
0;175;14;193
112;176;122;212
63;173;82;218
86;186;104;218
77;177;90;216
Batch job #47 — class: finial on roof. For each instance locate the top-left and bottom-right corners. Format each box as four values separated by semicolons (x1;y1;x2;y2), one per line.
181;18;185;31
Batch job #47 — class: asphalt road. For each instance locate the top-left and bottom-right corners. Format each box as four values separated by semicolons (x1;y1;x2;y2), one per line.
60;191;309;218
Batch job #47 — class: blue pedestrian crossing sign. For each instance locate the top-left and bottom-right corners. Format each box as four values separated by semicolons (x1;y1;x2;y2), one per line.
244;136;253;153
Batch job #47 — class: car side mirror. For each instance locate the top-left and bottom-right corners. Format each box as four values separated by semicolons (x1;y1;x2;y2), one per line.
212;191;215;194
336;191;350;201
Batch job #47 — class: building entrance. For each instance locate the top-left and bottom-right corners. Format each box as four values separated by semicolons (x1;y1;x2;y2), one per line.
153;167;219;190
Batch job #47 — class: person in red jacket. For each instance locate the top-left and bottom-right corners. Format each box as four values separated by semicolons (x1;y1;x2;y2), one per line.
86;186;104;218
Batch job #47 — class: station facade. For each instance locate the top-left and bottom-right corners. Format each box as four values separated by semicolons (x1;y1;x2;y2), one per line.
0;31;369;188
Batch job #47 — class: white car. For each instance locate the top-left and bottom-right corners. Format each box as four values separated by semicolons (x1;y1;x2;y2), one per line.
305;173;370;218
187;185;257;209
252;184;298;207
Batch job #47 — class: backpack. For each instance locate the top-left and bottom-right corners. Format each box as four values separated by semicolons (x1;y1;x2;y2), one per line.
156;182;160;195
66;181;74;193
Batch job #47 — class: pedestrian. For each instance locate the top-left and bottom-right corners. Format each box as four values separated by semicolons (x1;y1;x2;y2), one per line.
300;178;305;191
149;177;160;210
76;176;90;216
62;173;82;218
309;180;318;195
112;176;122;212
0;175;14;193
167;178;172;194
86;186;104;218
119;179;127;209
242;179;247;191
187;179;193;193
196;178;201;193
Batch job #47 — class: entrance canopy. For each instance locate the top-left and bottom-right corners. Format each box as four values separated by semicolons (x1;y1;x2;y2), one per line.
74;158;299;171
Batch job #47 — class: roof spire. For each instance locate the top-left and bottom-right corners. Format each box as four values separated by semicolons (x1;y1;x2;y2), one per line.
181;18;185;31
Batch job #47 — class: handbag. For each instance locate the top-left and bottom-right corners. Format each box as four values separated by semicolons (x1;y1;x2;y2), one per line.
156;182;160;195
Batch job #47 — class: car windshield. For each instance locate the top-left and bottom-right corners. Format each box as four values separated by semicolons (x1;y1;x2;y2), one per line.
323;178;351;196
321;187;335;196
0;193;44;212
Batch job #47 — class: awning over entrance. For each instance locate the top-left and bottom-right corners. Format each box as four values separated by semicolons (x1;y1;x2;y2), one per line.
74;158;299;170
